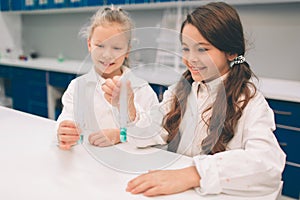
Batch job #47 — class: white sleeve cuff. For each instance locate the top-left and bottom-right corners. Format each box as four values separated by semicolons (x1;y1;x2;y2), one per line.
193;155;222;195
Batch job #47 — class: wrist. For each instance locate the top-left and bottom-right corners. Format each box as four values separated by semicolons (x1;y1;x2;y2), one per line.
183;166;201;188
113;129;121;144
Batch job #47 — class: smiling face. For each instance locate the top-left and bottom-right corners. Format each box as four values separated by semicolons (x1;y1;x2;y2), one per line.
181;23;233;82
88;24;130;79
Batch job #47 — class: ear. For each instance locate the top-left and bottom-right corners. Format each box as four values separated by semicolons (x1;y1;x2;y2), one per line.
226;52;238;62
125;45;131;59
87;39;92;52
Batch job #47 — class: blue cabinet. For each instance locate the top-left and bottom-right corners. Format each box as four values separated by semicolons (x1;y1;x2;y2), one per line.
11;67;48;118
267;98;300;199
48;71;76;119
37;0;50;9
48;71;76;88
149;83;167;102
1;0;180;11
0;0;10;11
268;99;300;128
51;0;67;8
86;0;102;6
0;65;78;118
282;163;300;199
0;65;12;97
0;65;12;78
67;0;86;7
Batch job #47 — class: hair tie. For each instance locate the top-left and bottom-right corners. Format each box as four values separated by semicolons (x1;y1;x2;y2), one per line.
108;4;122;11
230;55;246;67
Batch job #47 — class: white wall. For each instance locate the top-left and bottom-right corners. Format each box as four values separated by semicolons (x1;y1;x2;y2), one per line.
237;3;300;81
1;2;300;81
0;13;22;58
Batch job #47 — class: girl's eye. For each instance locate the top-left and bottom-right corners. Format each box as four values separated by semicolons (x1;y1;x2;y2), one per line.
182;47;189;52
113;47;122;50
198;48;207;52
97;44;104;48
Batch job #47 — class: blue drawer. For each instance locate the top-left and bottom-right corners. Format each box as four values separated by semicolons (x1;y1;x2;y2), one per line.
28;100;48;118
48;71;76;88
11;84;29;112
0;0;10;11
12;82;47;117
11;68;47;117
274;127;300;164
51;0;67;8
155;0;176;2
28;82;47;102
267;99;300;128
67;0;86;7
87;0;102;6
106;0;128;5
21;0;36;10
37;0;51;9
130;0;148;3
282;163;300;199
0;65;12;78
12;68;46;82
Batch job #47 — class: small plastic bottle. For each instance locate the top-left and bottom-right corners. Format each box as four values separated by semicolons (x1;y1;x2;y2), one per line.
57;53;65;62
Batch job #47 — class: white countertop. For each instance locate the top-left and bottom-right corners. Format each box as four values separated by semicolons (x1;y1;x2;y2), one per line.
1;57;300;103
255;77;300;103
0;57;90;74
0;106;282;199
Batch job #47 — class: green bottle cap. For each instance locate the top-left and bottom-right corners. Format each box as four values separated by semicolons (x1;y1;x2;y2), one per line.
120;127;127;143
77;134;84;144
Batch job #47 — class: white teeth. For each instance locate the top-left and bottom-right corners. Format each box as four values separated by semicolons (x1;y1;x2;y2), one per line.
100;61;111;67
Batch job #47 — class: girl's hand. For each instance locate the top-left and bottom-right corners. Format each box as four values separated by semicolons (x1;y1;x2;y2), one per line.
88;129;120;147
102;76;121;107
102;76;136;122
126;167;200;197
57;120;81;150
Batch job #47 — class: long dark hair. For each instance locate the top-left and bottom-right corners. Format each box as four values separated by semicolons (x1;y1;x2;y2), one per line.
163;2;256;154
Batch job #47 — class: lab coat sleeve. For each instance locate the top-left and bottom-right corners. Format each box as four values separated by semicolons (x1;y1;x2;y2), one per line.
193;92;286;196
131;84;159;125
127;86;174;148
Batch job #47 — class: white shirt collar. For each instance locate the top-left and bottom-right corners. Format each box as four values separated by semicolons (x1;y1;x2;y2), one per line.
192;73;229;97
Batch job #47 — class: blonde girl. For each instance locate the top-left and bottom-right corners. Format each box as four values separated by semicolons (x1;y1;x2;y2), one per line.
57;7;158;150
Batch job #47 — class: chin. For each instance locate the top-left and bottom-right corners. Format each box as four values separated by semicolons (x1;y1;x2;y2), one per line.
191;73;204;82
94;66;105;74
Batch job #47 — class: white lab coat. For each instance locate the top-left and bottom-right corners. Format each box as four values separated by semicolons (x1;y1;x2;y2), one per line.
130;76;286;196
57;66;159;133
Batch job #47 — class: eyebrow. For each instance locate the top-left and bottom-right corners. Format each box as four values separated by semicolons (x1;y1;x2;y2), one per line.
182;42;210;47
91;39;103;44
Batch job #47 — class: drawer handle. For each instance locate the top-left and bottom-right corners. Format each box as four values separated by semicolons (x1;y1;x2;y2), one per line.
273;110;292;116
286;161;300;168
277;124;300;132
279;142;287;147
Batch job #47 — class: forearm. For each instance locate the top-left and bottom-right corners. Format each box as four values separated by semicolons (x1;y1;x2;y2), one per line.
128;94;136;122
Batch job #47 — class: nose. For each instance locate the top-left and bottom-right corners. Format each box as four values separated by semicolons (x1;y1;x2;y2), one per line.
187;50;199;64
102;48;113;60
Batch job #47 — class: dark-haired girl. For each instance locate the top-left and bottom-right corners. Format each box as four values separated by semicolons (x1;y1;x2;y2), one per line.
126;2;285;197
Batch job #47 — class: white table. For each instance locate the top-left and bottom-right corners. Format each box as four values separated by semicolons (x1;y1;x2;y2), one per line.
0;106;282;200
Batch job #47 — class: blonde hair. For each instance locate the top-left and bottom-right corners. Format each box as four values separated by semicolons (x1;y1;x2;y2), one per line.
80;6;134;67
